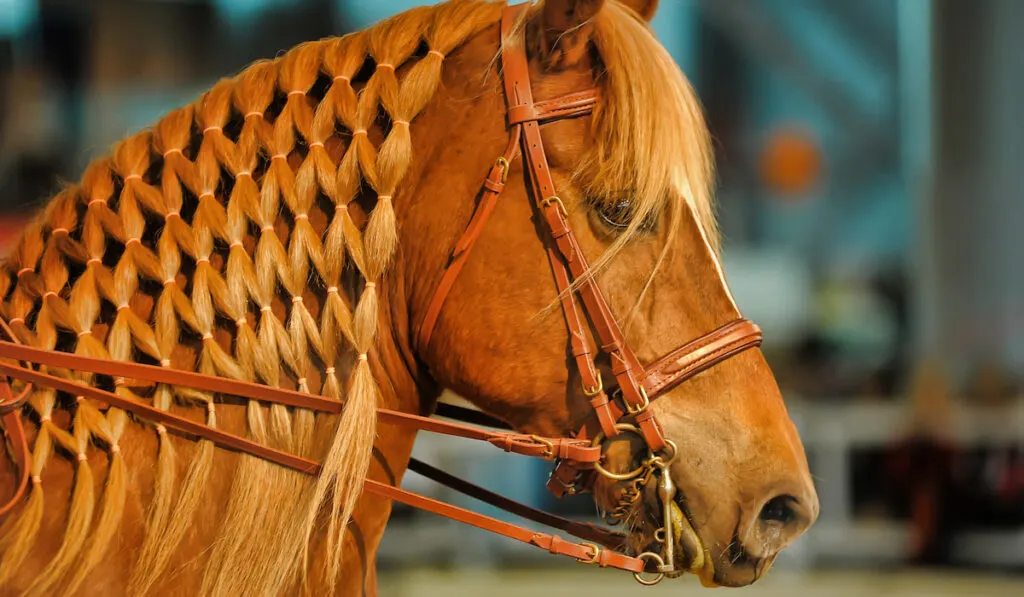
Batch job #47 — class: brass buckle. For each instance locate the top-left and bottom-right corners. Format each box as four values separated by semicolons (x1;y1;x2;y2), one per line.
576;541;601;565
624;386;650;416
495;156;510;183
582;371;603;397
529;434;555;459
542;195;568;217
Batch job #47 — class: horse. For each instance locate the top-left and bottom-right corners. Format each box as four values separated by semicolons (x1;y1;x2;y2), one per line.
0;0;818;594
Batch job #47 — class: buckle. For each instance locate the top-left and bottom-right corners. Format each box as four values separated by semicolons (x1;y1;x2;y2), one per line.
494;156;510;183
529;434;555;459
624;386;650;416
582;371;603;397
542;195;568;217
576;541;601;565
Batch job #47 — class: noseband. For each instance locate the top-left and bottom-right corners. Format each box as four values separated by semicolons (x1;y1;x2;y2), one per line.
0;2;761;586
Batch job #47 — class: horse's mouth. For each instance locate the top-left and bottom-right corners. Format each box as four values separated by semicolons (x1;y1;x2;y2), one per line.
659;494;776;587
660;493;779;587
667;494;720;586
626;490;719;586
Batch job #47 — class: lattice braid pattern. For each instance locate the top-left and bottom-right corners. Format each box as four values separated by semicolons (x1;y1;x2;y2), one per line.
0;1;504;594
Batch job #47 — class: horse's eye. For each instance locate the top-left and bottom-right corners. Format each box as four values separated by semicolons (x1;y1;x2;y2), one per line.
596;197;634;229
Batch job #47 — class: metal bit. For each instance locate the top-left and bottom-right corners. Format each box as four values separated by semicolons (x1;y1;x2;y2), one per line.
655;460;677;574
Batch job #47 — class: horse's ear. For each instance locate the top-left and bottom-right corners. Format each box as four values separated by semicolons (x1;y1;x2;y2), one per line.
542;0;605;32
538;0;606;68
618;0;659;21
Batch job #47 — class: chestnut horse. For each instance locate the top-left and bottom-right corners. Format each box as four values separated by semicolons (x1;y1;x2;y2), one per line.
0;0;817;595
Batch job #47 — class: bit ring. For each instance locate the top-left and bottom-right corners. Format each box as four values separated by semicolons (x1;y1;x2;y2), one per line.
633;552;666;586
591;424;647;481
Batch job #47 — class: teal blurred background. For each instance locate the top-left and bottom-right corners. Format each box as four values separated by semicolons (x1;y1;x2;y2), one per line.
1;0;1023;593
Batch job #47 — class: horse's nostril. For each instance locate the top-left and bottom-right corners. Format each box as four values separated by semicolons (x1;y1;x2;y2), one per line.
759;494;798;525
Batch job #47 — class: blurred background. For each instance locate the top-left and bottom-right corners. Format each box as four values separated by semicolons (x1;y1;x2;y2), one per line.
2;0;1023;594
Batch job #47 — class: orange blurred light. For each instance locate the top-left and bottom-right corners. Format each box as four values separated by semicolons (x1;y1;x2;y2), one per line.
758;126;822;197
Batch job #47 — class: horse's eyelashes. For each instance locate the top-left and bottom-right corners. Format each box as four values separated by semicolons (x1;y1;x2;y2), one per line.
597;196;633;229
593;193;657;233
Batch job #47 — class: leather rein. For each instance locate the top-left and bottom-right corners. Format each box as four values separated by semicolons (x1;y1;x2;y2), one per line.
0;3;762;584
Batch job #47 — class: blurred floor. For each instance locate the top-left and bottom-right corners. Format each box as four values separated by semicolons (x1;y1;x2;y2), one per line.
378;567;1024;596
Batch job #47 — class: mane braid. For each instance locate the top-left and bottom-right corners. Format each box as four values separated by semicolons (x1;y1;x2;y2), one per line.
0;1;503;595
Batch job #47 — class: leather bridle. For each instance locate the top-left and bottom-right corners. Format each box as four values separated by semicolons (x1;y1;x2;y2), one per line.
0;3;762;585
420;0;761;526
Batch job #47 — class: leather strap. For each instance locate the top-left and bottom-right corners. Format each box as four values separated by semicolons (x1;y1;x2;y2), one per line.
366;473;643;572
643;318;763;397
0;357;328;474
546;320;762;497
406;457;625;550
498;3;666;452
418;132;520;353
416;3;765;501
0;404;29;518
507;89;598;125
0;340;644;573
0;316;31;518
0;340;599;464
548;240;618;439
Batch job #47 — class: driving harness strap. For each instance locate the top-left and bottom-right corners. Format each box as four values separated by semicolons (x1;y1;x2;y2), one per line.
0;316;31;518
0;340;601;463
405;457;625;549
0;335;637;565
0;393;28;518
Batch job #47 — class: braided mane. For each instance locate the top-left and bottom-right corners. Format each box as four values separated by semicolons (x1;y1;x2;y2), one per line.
0;1;502;594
